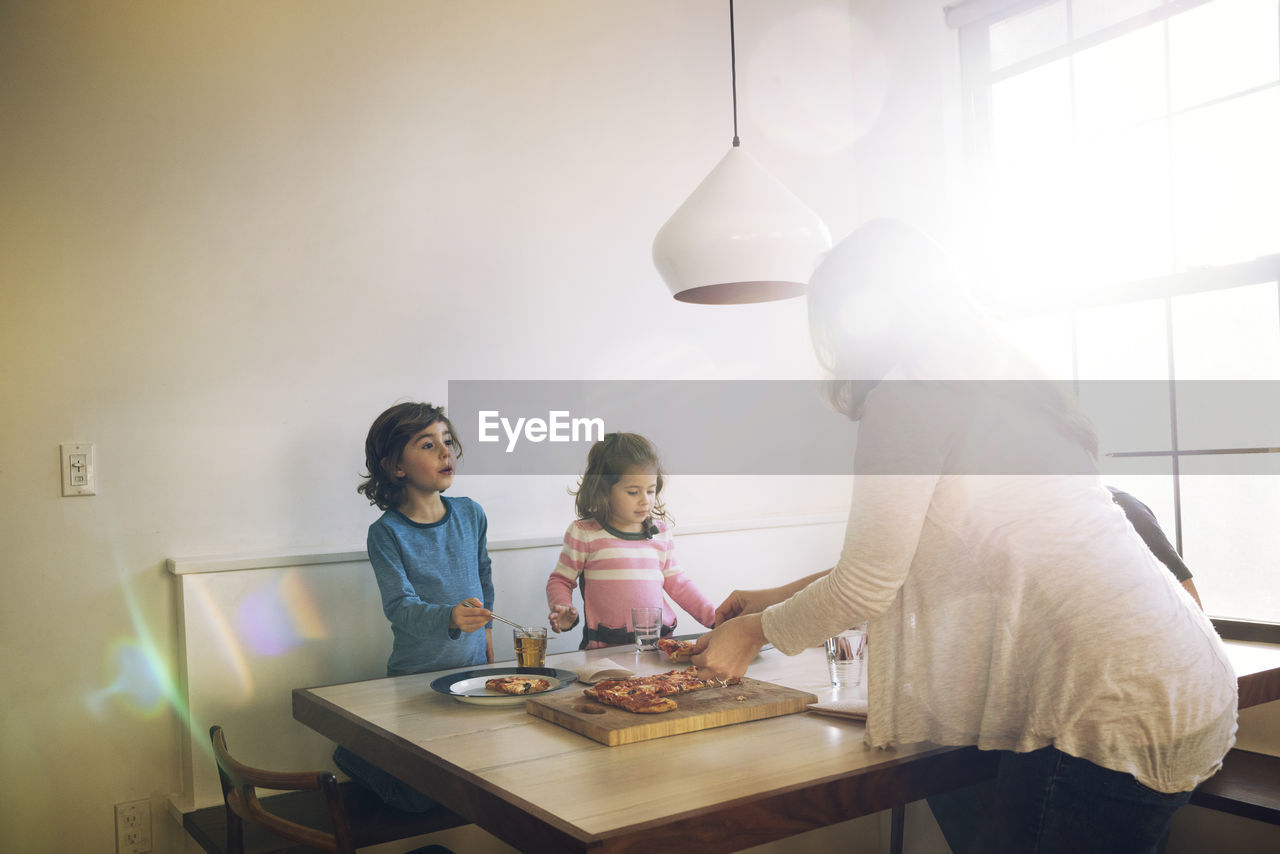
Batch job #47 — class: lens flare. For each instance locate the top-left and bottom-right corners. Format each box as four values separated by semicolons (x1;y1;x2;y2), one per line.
237;568;330;656
87;639;167;716
238;584;296;656
279;569;330;641
188;573;255;704
88;568;187;724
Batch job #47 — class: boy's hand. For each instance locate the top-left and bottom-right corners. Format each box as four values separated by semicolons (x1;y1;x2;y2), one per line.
549;604;579;633
450;597;491;633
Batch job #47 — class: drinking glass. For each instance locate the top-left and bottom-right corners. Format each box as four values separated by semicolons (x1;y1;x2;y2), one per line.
513;626;547;668
825;625;866;687
631;607;662;651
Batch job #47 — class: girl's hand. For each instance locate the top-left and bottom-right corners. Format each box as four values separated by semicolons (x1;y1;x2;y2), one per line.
690;614;766;682
713;589;775;626
549;604;579;633
450;597;491;633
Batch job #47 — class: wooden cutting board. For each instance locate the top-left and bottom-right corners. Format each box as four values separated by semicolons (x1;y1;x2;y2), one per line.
525;677;818;746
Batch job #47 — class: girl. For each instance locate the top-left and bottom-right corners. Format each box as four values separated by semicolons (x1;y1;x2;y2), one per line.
695;219;1236;854
334;401;495;812
546;432;715;649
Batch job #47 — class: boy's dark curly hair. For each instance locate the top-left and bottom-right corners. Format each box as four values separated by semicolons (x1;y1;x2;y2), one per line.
570;432;668;531
358;402;461;511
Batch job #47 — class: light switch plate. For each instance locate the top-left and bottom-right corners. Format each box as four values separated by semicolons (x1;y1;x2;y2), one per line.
60;442;96;496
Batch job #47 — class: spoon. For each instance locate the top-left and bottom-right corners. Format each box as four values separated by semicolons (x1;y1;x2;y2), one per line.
461;601;527;631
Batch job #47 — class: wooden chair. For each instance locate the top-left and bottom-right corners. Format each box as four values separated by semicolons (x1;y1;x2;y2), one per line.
209;725;456;854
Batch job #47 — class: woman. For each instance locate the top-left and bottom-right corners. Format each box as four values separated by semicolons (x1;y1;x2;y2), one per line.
691;219;1236;854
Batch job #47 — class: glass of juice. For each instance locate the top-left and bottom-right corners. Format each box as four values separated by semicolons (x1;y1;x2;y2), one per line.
513;626;547;668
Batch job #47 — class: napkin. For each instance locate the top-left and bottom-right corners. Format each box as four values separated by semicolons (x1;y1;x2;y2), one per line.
807;697;868;721
572;658;635;684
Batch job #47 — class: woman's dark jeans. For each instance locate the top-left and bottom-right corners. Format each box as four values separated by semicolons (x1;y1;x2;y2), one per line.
927;745;1192;854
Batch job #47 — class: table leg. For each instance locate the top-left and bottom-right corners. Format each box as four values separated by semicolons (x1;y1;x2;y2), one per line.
890;803;905;854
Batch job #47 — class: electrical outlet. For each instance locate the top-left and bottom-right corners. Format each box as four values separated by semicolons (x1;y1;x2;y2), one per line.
114;799;151;854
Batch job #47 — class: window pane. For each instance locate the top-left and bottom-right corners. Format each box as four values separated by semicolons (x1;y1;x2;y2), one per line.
991;1;1068;70
990;58;1073;157
1076;298;1170;379
1173;282;1280;381
1171;88;1280;269
986;60;1074;294
1072;120;1174;284
1169;0;1279;111
1070;21;1176;285
1072;0;1166;38
1075;299;1172;453
1179;471;1280;621
1073;23;1167;133
1172;283;1280;450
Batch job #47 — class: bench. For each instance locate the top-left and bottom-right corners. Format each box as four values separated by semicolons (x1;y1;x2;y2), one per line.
183;781;469;854
1190;748;1280;826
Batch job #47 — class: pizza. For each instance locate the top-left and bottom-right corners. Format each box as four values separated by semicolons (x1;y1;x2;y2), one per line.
585;684;678;714
655;637;696;662
583;667;740;714
484;675;552;695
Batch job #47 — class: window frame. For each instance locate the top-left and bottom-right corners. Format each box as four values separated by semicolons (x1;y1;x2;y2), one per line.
949;0;1280;624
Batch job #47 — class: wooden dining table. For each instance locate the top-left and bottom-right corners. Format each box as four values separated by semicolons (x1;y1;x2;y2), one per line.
293;639;1280;854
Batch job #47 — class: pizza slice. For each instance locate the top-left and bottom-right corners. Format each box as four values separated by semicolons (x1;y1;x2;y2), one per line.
644;666;740;694
656;637;697;662
582;667;741;713
584;682;679;714
484;675;552;695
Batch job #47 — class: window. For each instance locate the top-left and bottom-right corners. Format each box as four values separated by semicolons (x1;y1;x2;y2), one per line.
951;0;1280;622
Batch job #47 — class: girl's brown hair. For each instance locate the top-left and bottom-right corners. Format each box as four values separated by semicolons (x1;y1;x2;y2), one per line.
570;433;668;530
358;402;461;511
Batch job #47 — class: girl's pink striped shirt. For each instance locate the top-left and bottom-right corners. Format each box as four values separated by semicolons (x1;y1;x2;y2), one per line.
546;518;716;648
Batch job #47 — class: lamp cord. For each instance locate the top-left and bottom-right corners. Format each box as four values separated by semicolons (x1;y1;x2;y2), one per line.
729;0;740;147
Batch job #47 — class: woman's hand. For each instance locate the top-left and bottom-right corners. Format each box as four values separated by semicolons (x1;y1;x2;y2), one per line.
713;589;776;626
714;571;831;626
690;614;766;682
485;626;494;663
450;597;491;633
549;604;579;633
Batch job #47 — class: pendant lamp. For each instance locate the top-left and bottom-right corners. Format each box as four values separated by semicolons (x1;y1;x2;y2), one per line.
653;0;832;305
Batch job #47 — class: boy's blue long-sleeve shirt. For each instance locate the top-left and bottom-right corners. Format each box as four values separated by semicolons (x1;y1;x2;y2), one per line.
366;496;494;677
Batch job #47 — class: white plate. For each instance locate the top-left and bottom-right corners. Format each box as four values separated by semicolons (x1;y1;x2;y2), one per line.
429;667;577;707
